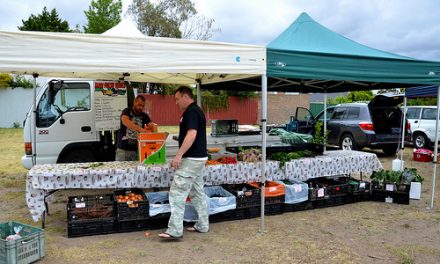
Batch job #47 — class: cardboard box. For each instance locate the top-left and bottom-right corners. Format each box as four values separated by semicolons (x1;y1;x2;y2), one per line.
138;132;168;164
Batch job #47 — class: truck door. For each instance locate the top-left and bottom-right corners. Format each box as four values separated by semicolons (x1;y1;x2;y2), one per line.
35;81;96;163
295;107;315;134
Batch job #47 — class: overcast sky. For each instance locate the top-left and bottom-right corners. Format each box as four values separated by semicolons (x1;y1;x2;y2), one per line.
1;0;440;61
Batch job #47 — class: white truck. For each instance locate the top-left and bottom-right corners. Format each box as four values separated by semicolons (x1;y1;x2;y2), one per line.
22;79;132;169
21;79;284;169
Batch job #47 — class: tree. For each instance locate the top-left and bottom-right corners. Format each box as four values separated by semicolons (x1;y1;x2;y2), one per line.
84;0;122;33
327;90;374;104
0;74;13;88
0;74;35;89
18;7;72;32
128;0;219;40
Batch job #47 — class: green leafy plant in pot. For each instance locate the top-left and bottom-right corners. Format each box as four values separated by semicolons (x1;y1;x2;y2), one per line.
312;121;330;152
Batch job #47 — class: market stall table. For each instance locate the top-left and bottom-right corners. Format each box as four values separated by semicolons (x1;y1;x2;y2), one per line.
26;150;383;223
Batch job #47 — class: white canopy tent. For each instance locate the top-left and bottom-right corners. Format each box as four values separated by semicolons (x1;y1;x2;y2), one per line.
0;27;271;232
0;30;265;84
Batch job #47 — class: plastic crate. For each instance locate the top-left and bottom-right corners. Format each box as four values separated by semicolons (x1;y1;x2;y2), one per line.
222;184;261;209
67;194;114;221
371;189;410;205
0;221;45;264
148;213;170;230
204;186;236;215
283;201;313;213
211;120;238;137
248;181;285;198
209;209;246;223
68;218;115;238
115;189;149;222
116;219;149;233
344;178;371;203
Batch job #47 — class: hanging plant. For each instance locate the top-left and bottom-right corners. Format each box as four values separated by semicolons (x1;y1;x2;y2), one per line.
201;93;229;112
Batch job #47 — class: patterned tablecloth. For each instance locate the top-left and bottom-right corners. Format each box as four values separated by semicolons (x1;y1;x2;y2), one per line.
26;150;382;221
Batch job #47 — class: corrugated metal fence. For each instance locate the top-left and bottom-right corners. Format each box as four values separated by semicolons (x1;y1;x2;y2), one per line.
141;94;258;125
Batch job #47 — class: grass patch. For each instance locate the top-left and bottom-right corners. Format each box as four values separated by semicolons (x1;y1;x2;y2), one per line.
0;128;27;175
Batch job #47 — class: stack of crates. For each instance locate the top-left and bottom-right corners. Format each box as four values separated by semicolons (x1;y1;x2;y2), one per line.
67;194;115;238
248;181;285;216
114;189;150;232
211;120;238;137
306;177;349;208
0;221;45;264
222;183;261;219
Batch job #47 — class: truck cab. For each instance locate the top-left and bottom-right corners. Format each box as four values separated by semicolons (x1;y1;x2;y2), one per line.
22;80;126;169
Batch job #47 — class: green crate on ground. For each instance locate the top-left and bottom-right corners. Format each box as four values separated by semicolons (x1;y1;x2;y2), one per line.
0;221;45;264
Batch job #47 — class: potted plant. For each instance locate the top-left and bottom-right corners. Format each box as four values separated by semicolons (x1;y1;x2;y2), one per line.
370;170;387;189
311;121;330;153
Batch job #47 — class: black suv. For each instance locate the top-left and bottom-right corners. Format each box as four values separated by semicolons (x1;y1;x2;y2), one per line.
293;94;411;156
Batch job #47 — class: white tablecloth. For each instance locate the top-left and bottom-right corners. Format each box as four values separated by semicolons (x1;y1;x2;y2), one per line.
26;150;382;221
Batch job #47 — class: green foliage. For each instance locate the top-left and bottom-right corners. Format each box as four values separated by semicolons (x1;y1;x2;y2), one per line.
0;74;35;89
225;90;259;100
0;73;13;88
407;97;437;106
84;0;122;33
201;92;229;112
10;75;35;89
327;90;374;104
312;121;330;145
128;0;218;40
18;6;72;32
12;122;21;128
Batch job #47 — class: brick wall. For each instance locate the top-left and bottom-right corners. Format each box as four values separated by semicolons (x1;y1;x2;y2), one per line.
258;93;310;124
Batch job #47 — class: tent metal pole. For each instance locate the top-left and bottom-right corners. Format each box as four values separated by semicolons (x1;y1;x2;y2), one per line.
259;74;267;234
32;73;39;166
400;97;407;166
429;85;440;209
323;92;327;152
196;82;201;107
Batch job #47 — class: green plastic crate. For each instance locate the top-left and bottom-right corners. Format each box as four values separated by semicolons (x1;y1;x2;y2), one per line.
0;221;45;264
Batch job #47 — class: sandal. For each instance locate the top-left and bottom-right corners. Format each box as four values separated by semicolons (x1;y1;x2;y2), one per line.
158;232;182;240
186;227;207;233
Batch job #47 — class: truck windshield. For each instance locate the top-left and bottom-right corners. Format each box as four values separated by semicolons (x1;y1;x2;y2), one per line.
36;82;91;127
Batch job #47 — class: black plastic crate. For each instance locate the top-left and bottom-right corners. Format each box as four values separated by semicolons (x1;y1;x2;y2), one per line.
371;189;410;205
265;195;285;205
324;195;347;207
245;206;261;219
68;218;115;238
209;209;246;223
283;201;313;213
222;184;261;209
264;204;283;215
306;177;349;201
67;194;114;222
211;120;238;137
115;189;149;222
117;219;149;233
147;213;170;230
345;178;371;203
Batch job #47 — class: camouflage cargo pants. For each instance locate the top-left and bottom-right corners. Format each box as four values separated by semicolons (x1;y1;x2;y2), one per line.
166;158;209;237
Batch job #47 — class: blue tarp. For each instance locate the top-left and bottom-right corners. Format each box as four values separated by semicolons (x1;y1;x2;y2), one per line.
405;85;438;98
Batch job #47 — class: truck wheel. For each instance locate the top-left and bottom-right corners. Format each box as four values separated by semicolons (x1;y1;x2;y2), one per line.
340;134;357;151
60;150;96;163
413;133;429;149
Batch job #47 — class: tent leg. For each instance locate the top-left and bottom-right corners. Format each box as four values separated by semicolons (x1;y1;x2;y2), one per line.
32;73;39;166
429;85;440;209
259;74;267;234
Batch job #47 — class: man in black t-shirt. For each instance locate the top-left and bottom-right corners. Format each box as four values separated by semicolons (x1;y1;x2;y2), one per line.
115;95;156;161
159;86;209;240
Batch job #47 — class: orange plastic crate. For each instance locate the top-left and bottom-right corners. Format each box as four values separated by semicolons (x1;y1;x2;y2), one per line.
248;181;285;197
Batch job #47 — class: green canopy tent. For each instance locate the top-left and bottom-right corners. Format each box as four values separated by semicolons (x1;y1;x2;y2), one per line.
202;12;440;232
